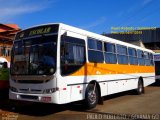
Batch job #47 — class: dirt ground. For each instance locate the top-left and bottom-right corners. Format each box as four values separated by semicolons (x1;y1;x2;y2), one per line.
0;82;160;120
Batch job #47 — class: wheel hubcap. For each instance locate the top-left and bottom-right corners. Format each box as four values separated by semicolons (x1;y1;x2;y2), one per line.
139;83;143;92
88;91;96;104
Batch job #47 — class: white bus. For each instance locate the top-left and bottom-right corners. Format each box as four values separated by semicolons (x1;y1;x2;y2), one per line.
9;23;155;109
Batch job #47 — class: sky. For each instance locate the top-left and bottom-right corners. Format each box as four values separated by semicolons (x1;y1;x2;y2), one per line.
0;0;160;34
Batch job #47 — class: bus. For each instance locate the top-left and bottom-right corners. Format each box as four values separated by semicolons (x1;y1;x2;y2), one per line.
9;23;155;109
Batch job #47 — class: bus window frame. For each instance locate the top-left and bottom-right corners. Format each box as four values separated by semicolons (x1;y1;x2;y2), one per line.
116;44;128;65
104;42;117;64
128;47;138;65
60;35;86;76
87;38;104;63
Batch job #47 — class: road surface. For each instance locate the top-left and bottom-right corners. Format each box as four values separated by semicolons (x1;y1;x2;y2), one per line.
0;83;160;120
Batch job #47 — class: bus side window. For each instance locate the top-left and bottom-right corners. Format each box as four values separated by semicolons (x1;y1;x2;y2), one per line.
117;45;128;64
128;48;138;65
137;50;145;65
104;42;117;64
150;53;154;66
60;35;86;76
88;38;104;63
144;52;150;66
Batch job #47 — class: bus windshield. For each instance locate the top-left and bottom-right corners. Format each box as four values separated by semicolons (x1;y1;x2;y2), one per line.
11;35;57;75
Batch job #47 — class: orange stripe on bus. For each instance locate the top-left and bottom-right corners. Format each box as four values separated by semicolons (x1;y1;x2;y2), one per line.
70;63;155;76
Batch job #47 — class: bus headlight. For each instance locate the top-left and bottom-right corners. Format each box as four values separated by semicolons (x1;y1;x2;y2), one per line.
10;86;18;92
43;88;59;94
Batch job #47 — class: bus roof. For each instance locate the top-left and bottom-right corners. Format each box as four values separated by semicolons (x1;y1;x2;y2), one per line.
16;23;154;53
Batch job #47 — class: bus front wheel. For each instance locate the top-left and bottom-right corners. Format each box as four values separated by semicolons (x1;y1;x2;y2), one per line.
85;84;99;109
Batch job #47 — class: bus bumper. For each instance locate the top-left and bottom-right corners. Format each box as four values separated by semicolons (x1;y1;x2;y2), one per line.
9;90;60;104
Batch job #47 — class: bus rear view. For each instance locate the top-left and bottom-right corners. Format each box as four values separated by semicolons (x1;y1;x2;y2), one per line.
9;24;59;103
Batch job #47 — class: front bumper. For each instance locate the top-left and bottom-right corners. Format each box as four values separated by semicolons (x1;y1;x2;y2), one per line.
9;90;59;104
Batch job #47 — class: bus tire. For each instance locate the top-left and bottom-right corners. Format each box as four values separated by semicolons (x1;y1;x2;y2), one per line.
85;84;99;109
136;79;144;95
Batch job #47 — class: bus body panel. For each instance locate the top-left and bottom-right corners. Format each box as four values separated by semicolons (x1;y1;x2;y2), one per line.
9;91;60;103
9;75;61;103
57;73;155;103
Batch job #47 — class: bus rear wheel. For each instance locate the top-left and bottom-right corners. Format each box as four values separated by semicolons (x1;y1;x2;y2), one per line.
85;84;99;109
136;79;144;95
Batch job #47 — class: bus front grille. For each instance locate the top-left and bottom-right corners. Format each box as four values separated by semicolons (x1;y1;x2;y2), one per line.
19;88;42;94
20;95;38;100
17;80;45;84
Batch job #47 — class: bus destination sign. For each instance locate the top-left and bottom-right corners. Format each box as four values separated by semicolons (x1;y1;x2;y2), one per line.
29;27;51;36
15;24;59;40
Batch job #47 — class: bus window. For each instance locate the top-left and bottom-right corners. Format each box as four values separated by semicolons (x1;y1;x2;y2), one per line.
117;45;128;64
61;35;86;76
150;53;154;66
104;43;117;64
144;52;150;66
137;50;145;65
128;48;138;65
88;38;104;63
88;38;102;51
11;35;57;75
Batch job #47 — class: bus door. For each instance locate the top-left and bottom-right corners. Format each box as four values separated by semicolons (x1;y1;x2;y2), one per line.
59;31;87;103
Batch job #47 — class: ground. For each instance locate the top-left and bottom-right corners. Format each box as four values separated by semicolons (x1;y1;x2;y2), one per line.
0;82;160;120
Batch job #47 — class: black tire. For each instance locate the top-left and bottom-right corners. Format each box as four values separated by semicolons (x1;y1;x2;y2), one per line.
136;80;144;95
85;84;99;109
